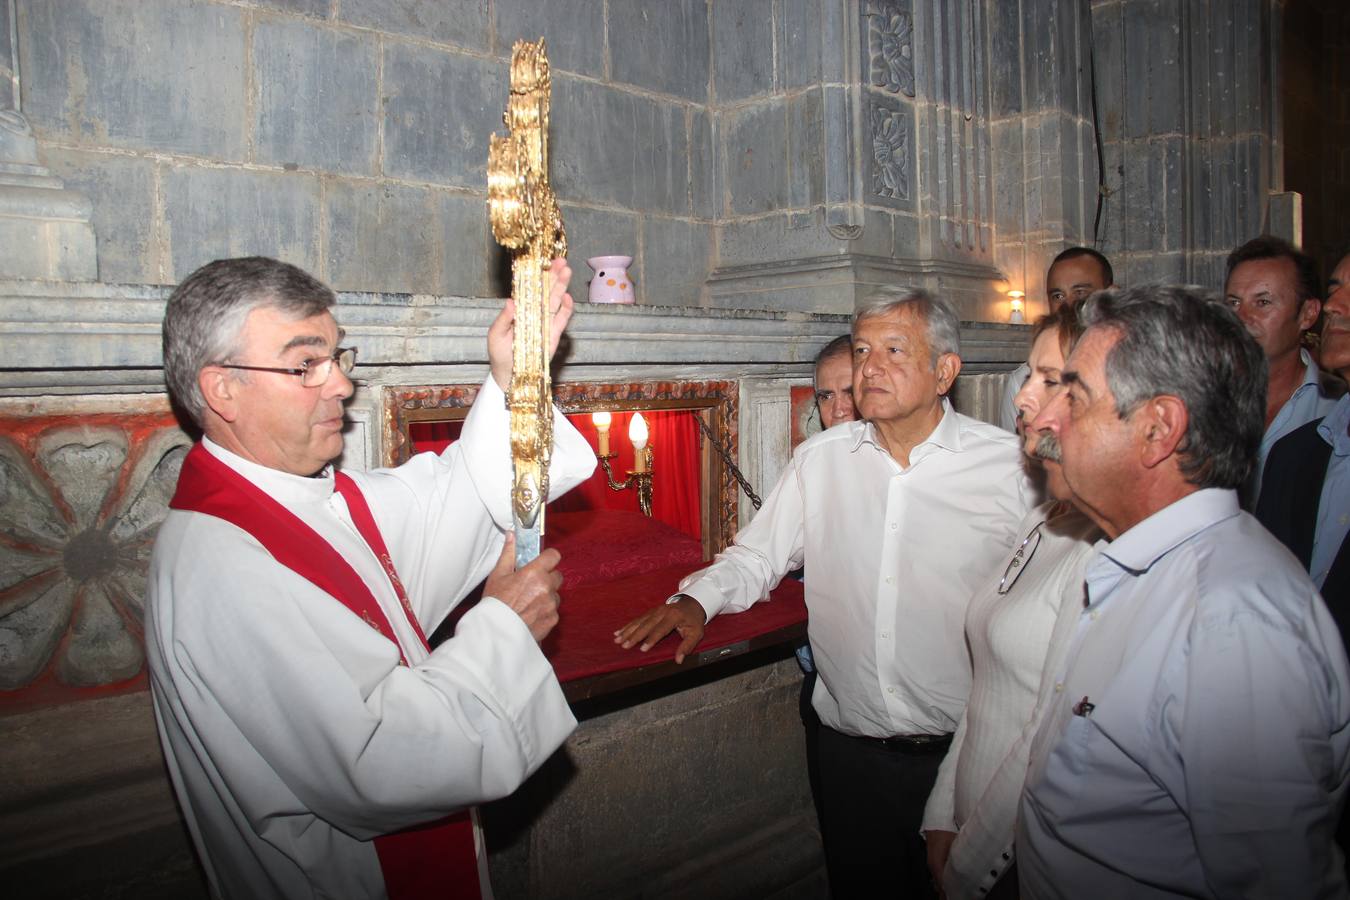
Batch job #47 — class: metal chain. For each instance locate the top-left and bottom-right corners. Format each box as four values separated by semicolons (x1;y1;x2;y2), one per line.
692;414;763;510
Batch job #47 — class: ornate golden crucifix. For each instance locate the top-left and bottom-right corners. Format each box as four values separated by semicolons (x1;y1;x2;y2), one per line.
487;39;567;567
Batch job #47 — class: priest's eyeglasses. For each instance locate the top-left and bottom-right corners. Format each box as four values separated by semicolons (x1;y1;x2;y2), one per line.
220;347;357;388
997;522;1043;595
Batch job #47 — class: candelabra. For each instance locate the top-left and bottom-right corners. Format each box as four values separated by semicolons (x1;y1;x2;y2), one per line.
593;412;654;517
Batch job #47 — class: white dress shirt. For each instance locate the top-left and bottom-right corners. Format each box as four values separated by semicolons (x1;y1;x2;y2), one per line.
146;378;596;900
1018;488;1350;900
922;502;1100;899
680;400;1033;738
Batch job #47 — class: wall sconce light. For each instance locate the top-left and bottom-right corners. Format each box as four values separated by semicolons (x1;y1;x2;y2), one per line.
592;411;654;517
1008;290;1026;325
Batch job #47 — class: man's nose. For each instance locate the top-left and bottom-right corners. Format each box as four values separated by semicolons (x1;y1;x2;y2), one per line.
326;366;355;400
1029;391;1064;435
1327;286;1350;317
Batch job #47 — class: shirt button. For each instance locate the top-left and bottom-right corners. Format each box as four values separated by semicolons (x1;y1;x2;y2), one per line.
1090;610;1099;620
885;576;895;585
1054;682;1064;693
887;686;896;694
890;522;898;531
881;631;891;639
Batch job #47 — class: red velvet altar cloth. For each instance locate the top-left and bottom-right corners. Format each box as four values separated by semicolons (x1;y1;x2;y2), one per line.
550;509;703;588
544;563;807;700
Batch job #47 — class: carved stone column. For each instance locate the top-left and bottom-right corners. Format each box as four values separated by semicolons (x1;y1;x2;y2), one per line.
708;0;1005;320
0;0;97;281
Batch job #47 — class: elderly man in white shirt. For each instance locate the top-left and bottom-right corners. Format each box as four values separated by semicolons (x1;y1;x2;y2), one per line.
146;257;595;900
1017;284;1350;899
616;286;1032;898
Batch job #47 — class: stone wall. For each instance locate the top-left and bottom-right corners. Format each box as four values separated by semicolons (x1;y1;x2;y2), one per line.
707;1;1010;319
1089;0;1282;290
1283;0;1350;281
1;0;14;110
989;0;1099;317
17;0;717;306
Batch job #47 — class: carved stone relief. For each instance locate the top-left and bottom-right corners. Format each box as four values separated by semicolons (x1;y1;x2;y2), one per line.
0;417;190;694
871;104;910;200
864;0;915;98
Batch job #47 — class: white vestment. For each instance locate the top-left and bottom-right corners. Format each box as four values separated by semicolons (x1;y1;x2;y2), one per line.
145;378;596;900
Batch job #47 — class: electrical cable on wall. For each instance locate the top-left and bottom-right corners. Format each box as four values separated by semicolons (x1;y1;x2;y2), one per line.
1086;0;1111;248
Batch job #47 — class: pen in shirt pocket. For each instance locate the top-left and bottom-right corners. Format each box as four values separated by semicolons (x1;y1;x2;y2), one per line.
1073;696;1095;717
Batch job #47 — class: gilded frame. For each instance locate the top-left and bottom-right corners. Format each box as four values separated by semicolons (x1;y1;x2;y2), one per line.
383;380;741;557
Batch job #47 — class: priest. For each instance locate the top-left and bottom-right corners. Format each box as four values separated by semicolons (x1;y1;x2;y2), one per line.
145;255;595;899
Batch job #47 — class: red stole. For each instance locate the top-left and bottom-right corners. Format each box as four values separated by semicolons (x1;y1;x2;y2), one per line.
169;443;482;900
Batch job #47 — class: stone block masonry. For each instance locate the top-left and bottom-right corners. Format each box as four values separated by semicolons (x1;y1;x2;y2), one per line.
14;0;719;305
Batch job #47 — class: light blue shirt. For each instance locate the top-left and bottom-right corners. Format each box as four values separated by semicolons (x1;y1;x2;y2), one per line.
1017;489;1350;900
1313;395;1350;588
1249;348;1343;506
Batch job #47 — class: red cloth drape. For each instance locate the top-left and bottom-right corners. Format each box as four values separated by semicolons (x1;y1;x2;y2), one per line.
649;411;701;540
408;411;702;540
409;420;463;456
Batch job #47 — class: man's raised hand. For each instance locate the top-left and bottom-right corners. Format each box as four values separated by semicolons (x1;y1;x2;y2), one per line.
488;258;574;390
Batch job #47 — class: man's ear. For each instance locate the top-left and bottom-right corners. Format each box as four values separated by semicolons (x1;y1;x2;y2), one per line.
199;367;241;424
935;353;962;396
1138;395;1188;469
1298;297;1322;334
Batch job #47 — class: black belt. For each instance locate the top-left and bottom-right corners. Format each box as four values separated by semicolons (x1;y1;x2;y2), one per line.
853;731;954;755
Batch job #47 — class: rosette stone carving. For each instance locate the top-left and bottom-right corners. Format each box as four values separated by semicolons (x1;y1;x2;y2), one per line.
871;106;910;200
865;1;915;97
0;422;190;691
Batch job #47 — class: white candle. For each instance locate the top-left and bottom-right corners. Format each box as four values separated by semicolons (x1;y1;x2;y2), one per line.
593;411;612;456
629;413;649;473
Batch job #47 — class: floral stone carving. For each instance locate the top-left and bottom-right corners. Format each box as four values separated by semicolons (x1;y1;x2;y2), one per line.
871;106;910;200
864;1;915;97
0;418;190;692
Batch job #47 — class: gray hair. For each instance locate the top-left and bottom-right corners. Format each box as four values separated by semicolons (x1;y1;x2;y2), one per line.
163;257;337;427
852;285;961;364
1080;285;1266;490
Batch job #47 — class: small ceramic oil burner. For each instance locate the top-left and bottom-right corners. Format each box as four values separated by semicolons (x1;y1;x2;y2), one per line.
587;256;636;304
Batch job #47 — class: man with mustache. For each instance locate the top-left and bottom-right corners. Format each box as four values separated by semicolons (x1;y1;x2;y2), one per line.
145;256;596;900
1017;285;1350;898
616;286;1031;898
